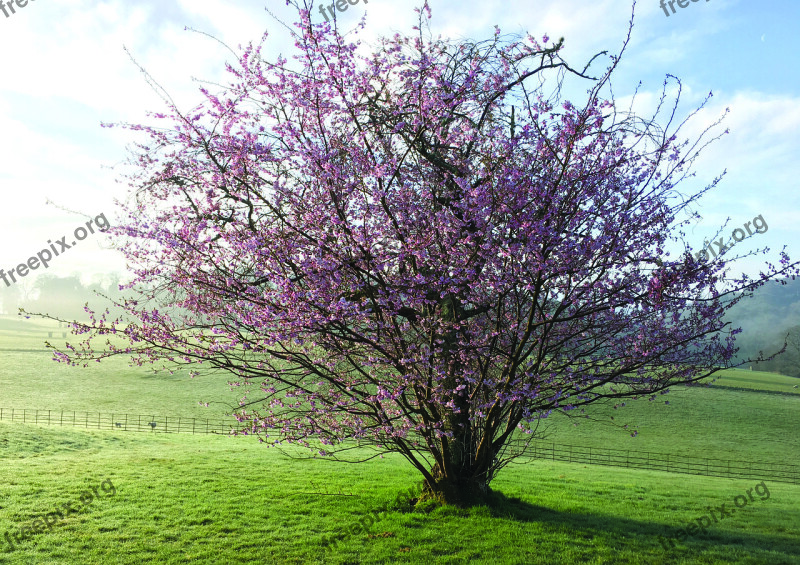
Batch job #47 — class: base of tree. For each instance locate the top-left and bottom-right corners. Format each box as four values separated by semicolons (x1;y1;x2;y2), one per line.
418;479;495;508
396;483;534;522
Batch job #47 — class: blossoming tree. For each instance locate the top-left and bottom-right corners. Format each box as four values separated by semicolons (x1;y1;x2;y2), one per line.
42;1;798;505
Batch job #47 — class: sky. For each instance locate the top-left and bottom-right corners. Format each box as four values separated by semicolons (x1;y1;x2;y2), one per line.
0;0;798;295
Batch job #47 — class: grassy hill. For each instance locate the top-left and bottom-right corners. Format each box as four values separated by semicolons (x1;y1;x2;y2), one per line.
1;315;799;564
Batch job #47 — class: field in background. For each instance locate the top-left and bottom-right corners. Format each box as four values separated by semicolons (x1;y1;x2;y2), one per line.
0;315;242;417
712;367;800;393
1;314;799;563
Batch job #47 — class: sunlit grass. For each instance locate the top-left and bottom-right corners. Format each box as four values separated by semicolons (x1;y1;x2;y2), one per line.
1;424;798;564
1;314;799;563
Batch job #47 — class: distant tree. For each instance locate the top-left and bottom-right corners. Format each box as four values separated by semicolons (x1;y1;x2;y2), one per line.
766;324;800;377
31;1;800;506
785;325;800;357
27;274;88;319
87;272;126;303
0;282;21;315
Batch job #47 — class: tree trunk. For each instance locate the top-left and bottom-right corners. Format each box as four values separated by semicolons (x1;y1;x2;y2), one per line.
421;424;498;507
422;461;494;507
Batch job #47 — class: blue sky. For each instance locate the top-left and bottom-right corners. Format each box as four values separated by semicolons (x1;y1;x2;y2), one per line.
0;0;798;292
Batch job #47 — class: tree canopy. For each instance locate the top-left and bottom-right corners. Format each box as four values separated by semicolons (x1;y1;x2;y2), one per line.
39;1;799;505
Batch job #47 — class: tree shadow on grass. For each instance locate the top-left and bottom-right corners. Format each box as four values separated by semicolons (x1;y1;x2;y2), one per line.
409;489;800;561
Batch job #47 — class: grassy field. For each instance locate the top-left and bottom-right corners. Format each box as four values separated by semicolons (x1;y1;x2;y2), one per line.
0;315;242;417
1;315;799;564
710;368;800;394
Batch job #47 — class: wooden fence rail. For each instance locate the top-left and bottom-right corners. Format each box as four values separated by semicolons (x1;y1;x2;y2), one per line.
506;438;800;485
2;408;797;485
0;407;234;434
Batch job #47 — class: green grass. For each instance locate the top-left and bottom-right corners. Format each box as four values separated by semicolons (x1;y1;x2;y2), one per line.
711;367;800;394
0;315;242;418
521;379;800;464
1;424;798;564
1;315;799;563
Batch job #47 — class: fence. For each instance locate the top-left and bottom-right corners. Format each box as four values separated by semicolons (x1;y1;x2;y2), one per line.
506;438;800;485
2;407;798;485
0;407;235;434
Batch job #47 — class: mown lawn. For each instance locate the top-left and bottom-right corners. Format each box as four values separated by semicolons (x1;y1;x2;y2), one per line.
1;424;799;564
711;367;800;394
1;315;799;563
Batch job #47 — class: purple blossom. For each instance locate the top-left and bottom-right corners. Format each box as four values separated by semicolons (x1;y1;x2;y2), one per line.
36;1;800;506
